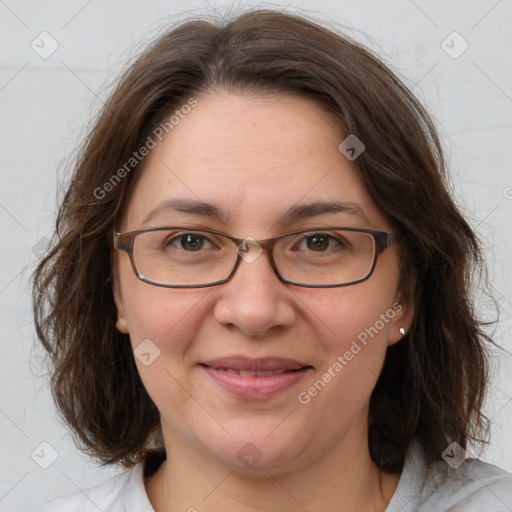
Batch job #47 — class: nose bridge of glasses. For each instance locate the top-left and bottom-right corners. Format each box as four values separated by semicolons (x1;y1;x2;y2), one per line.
234;236;276;267
227;235;288;291
236;236;273;252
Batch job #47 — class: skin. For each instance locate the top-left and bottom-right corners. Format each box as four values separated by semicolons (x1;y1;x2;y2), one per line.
114;90;414;512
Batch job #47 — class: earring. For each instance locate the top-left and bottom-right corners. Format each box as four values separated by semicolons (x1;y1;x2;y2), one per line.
399;327;406;336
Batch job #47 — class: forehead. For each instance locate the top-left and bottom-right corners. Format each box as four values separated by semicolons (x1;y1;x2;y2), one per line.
121;91;389;233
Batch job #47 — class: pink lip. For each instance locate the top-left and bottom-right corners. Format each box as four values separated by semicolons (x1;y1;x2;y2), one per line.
200;357;313;400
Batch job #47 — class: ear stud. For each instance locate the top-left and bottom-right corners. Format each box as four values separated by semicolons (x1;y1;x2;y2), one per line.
399;327;406;335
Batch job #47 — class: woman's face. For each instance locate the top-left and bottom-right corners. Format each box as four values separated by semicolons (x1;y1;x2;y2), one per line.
114;90;411;473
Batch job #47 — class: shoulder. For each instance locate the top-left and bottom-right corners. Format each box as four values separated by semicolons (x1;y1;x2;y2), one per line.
426;456;512;511
387;441;512;511
23;463;154;512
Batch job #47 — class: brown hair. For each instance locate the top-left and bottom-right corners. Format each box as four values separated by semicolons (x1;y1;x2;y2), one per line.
33;8;496;472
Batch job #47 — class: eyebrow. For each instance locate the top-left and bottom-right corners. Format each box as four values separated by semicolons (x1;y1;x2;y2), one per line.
142;198;228;226
141;198;372;227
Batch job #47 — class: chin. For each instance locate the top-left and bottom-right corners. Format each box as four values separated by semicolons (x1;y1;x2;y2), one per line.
194;423;313;475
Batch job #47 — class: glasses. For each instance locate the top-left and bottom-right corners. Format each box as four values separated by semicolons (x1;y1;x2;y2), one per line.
113;226;400;288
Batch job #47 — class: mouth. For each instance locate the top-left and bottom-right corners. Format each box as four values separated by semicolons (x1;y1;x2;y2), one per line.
199;357;314;400
207;367;300;377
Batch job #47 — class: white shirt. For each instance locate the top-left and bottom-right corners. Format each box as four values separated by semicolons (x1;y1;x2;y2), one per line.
25;441;512;511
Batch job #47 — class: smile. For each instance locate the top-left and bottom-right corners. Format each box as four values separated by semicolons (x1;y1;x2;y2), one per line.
214;368;292;377
199;357;313;400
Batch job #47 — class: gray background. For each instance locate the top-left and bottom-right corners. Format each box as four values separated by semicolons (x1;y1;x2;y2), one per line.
1;0;511;510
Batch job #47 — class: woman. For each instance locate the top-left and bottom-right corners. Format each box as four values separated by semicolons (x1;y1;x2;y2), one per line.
30;8;512;512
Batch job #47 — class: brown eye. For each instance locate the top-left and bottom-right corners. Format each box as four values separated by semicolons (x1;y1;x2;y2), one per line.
179;234;205;251
306;234;330;251
165;233;212;251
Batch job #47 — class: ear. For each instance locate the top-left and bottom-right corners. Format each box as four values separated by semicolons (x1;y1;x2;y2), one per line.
387;299;414;347
113;281;130;334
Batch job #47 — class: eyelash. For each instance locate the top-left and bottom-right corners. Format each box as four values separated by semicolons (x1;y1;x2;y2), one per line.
165;231;348;253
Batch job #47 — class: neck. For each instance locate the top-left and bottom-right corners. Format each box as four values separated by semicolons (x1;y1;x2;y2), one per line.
145;427;400;512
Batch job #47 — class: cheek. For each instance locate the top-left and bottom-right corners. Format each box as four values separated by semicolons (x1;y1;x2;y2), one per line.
121;283;212;413
118;249;207;340
334;293;395;341
303;279;398;355
295;296;395;432
117;260;213;400
297;271;400;407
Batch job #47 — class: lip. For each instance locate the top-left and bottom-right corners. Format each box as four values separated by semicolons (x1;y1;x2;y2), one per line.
202;356;309;372
200;357;313;400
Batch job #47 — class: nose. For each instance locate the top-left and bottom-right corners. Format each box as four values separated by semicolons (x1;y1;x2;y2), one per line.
213;245;296;336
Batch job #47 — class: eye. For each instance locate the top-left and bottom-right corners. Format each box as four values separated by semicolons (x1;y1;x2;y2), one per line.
305;234;331;251
296;233;347;252
167;233;213;251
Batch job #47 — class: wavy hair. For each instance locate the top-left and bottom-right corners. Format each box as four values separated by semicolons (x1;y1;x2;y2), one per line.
32;9;496;472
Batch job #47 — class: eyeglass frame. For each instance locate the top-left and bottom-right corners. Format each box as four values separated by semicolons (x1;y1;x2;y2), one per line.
113;225;401;289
